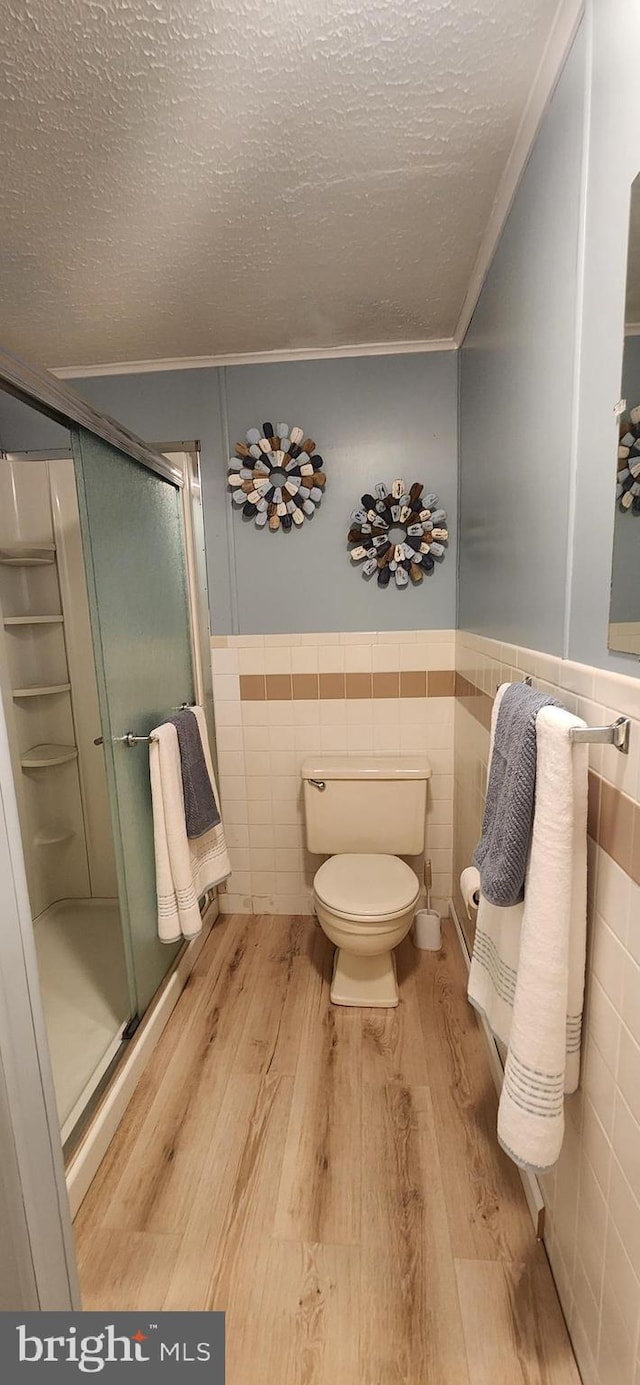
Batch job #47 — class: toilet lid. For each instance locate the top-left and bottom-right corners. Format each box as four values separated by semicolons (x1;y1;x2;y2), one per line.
314;854;419;918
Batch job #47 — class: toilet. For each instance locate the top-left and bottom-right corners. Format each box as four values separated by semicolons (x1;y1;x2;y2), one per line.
301;755;431;1007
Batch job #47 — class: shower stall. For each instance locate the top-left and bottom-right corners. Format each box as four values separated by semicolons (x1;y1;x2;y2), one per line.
0;449;132;1142
0;371;215;1205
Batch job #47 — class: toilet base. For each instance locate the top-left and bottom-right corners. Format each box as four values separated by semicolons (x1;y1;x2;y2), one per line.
330;947;398;1008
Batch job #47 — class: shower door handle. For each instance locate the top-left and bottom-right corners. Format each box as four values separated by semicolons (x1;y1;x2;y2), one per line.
93;735;104;746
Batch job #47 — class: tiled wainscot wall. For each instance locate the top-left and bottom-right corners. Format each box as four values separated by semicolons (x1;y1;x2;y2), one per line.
453;630;640;1385
211;630;455;918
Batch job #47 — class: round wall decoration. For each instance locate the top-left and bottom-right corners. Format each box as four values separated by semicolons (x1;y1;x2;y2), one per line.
617;405;640;514
347;480;448;587
227;423;326;530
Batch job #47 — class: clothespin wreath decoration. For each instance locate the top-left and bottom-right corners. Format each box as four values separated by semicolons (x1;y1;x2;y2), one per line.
347;480;448;588
617;405;640;514
227;422;326;530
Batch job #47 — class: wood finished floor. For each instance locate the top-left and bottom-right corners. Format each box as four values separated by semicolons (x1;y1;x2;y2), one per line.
75;915;580;1385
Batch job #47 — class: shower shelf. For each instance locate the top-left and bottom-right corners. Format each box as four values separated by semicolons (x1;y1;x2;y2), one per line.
4;614;64;626
12;682;71;699
33;826;76;847
21;744;78;770
0;545;56;566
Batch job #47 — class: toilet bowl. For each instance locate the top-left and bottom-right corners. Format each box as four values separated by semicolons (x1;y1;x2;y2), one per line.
313;853;421;1007
301;756;430;1008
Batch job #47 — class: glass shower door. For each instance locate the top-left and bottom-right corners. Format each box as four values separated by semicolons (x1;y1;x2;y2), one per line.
72;428;196;1017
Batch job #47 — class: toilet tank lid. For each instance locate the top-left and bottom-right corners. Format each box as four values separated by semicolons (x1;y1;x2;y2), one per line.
301;755;431;781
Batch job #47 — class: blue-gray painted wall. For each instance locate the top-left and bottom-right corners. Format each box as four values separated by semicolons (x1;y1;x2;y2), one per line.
458;24;586;656
459;1;640;677
222;354;457;633
0;353;459;635
567;0;640;674
0;393;70;451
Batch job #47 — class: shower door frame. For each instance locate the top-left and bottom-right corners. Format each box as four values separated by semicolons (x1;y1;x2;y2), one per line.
0;351;208;1309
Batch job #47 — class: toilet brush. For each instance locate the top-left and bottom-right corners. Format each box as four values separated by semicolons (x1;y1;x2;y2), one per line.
411;859;441;950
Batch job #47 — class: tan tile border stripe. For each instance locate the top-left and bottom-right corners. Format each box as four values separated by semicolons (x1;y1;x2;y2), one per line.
320;672;345;700
400;670;426;698
239;670;455;702
456;671;640;886
589;772;640;885
454;671;493;730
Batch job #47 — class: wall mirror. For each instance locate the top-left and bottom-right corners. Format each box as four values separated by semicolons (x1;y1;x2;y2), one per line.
609;173;640;657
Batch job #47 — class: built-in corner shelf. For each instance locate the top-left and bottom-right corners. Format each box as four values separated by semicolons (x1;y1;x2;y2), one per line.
12;683;72;699
33;826;76;847
0;545;56;566
4;614;64;626
21;744;78;770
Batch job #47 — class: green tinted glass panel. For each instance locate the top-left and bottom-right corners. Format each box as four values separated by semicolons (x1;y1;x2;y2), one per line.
72;429;195;1015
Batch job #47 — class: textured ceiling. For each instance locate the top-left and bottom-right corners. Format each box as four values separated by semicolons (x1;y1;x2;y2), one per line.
0;0;561;368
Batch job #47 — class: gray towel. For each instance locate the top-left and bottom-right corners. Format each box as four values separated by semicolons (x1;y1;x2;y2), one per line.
473;683;561;906
166;709;221;839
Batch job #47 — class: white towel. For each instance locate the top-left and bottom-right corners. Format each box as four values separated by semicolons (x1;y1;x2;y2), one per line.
149;705;231;942
468;685;588;1173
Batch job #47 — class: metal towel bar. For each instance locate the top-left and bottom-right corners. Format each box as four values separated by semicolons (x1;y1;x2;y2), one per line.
494;675;631;754
569;717;630;752
94;704;194;748
115;732;157;747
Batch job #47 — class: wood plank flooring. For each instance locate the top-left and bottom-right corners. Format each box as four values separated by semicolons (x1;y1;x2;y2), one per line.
75;914;580;1385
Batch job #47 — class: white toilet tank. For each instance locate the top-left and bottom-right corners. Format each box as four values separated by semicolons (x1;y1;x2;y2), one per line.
301;755;431;856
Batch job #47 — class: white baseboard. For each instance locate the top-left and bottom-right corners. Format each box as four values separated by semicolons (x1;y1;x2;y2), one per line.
448;897;545;1239
66;901;218;1218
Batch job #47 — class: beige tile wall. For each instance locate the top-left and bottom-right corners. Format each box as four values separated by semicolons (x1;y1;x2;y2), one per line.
211;622;640;1376
211;629;455;917
453;630;640;1385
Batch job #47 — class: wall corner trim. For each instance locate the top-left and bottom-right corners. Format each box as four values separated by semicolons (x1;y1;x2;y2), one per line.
49;338;458;379
453;0;585;347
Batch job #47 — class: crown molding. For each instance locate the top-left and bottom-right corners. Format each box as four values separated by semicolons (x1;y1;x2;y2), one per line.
454;0;585;347
50;337;457;379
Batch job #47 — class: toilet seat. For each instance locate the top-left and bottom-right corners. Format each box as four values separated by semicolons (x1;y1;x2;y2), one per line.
314;853;420;924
